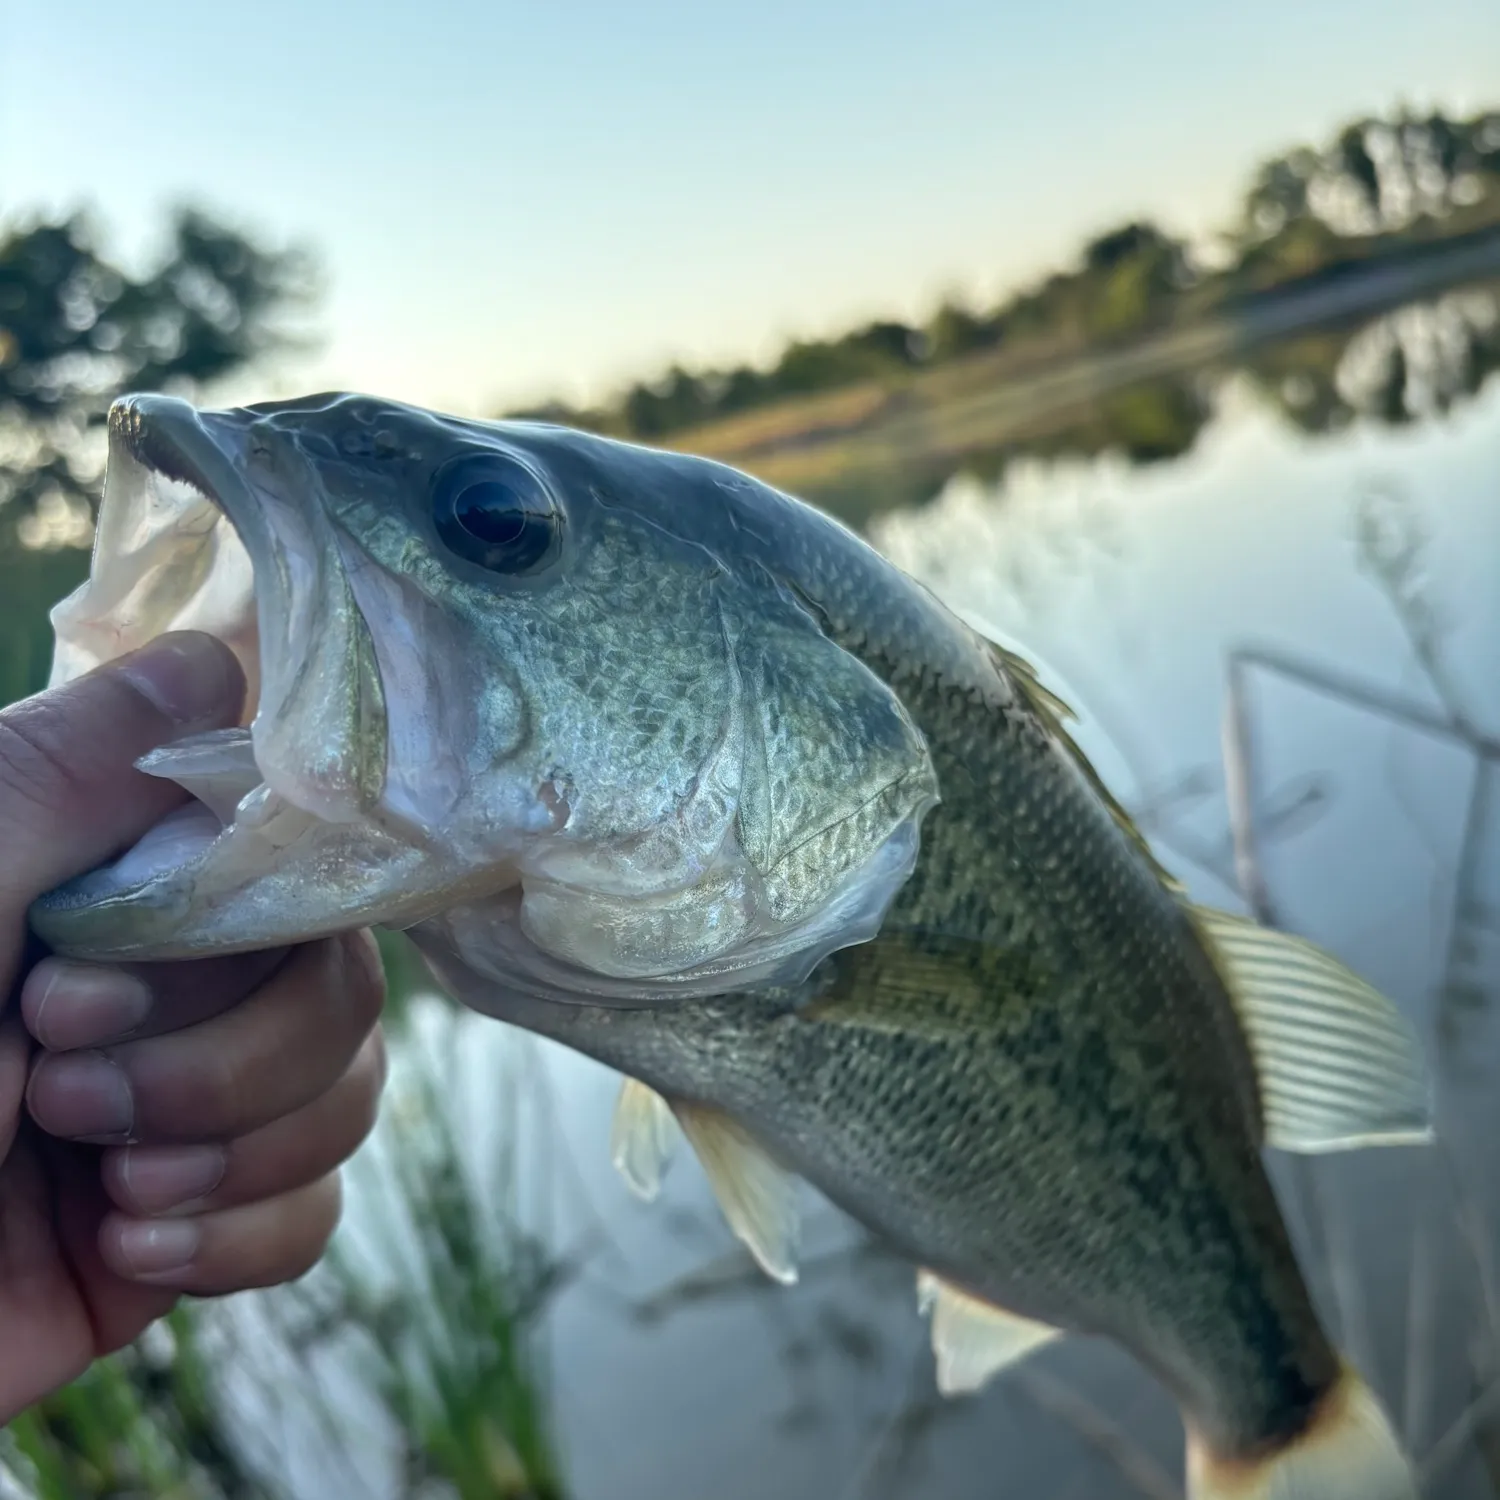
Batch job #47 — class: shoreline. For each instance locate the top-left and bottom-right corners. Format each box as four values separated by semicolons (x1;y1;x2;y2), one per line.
659;223;1500;516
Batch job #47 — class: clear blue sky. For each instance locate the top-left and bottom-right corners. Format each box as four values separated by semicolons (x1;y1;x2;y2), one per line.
4;0;1496;414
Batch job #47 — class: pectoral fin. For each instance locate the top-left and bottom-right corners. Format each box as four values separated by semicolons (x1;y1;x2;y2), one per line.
610;1077;679;1201
917;1270;1061;1395
1192;906;1433;1154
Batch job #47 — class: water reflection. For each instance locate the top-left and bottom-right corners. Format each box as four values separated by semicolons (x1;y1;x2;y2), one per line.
796;274;1500;524
1248;287;1500;436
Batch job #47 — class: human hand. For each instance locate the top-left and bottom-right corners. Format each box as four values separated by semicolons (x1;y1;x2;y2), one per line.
0;632;386;1421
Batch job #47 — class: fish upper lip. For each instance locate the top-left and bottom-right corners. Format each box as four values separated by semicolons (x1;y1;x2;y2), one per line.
110;394;271;578
111;396;216;493
28;396;401;954
110;393;391;828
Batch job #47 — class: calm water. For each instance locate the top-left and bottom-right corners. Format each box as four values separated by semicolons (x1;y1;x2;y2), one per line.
138;373;1500;1498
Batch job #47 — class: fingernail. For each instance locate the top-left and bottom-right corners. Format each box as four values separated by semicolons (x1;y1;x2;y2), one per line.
29;964;151;1049
119;1145;226;1213
116;1218;201;1279
28;1051;134;1140
116;633;240;726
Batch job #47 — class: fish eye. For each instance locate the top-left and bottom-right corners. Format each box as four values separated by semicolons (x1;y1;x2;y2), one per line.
431;452;564;575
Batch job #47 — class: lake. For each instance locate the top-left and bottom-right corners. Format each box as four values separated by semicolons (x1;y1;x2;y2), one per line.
8;305;1500;1500
518;373;1500;1500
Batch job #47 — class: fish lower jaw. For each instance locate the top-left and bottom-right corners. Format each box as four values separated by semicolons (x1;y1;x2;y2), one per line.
28;723;508;960
29;722;394;956
33;763;312;913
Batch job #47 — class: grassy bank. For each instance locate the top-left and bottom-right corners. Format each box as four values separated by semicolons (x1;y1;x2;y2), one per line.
659;223;1500;522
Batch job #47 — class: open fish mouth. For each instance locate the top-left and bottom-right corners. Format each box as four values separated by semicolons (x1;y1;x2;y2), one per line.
29;395;439;961
28;391;941;986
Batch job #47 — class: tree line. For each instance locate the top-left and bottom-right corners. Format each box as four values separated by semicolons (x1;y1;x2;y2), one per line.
0;99;1495;568
506;105;1500;441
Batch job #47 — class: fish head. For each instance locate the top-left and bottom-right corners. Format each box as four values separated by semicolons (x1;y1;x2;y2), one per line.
31;393;939;996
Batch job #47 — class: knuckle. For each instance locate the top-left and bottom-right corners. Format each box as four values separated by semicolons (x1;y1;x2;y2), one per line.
0;700;90;829
340;930;388;1025
150;1041;245;1139
345;1033;386;1146
297;1176;345;1268
303;1036;386;1180
198;1179;345;1293
369;1024;389;1096
321;1172;346;1234
272;1236;324;1287
292;933;385;1044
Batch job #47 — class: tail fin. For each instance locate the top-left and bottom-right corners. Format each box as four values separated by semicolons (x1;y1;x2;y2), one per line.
1186;1367;1417;1500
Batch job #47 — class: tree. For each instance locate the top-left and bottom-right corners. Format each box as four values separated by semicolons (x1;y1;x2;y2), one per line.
770;320;923;397
1082;221;1180;276
620;364;713;437
1241;149;1319;241
1238;108;1500;247
926;300;996;361
502;102;1500;450
0;206;317;549
1077;221;1191;338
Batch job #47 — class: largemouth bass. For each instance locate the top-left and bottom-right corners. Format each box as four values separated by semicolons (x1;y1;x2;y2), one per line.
33;393;1432;1499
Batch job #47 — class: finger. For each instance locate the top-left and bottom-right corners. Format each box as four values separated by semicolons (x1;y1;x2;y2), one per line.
0;632;243;974
102;1029;386;1216
40;1132;178;1361
0;1018;28;1162
21;948;289;1052
99;1174;344;1293
26;931;385;1145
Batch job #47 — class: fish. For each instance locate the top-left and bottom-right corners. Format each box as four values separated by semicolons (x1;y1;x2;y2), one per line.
32;391;1432;1500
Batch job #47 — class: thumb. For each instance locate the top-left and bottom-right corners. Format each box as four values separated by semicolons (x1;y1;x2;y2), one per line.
0;632;244;977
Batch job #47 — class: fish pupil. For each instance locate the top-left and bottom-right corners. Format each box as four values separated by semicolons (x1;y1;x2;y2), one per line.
431;456;562;574
455;483;529;546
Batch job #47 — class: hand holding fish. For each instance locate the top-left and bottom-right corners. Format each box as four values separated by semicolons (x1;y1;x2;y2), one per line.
0;632;386;1422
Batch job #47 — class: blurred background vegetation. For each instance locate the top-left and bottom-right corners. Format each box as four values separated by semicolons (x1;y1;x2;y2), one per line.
510;106;1500;518
2;93;1500;1500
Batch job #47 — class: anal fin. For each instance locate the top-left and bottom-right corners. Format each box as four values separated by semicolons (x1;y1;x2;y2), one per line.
917;1270;1061;1395
609;1082;801;1284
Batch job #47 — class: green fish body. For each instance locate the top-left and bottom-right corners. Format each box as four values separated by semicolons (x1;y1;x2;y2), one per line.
433;553;1417;1495
33;393;1430;1499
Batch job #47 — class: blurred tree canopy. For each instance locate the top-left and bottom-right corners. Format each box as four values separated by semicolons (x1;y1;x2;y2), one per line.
0;206;316;709
521;104;1500;443
0;206;316;549
1241;110;1500;244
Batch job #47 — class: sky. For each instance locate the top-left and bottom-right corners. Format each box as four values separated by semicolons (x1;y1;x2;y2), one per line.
4;0;1497;415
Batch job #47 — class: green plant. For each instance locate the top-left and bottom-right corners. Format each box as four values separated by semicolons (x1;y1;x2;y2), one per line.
2;1309;272;1500
316;1004;575;1500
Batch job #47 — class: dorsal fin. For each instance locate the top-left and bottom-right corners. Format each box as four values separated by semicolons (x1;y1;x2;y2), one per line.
917;1269;1061;1394
1190;906;1433;1154
986;639;1183;897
